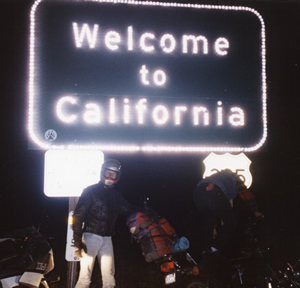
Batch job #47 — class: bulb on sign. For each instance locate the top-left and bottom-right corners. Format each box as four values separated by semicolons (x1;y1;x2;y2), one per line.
160;34;176;53
109;98;115;124
152;105;169;125
217;101;223;126
182;35;208;54
136;98;147;124
229;107;245;126
56;96;77;123
175;106;187;125
83;103;101;124
140;32;155;52
193;107;209;126
124;98;130;124
105;31;121;51
214;38;229;55
73;23;99;48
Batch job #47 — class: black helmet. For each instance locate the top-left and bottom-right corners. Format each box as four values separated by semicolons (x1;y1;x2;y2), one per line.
100;159;122;187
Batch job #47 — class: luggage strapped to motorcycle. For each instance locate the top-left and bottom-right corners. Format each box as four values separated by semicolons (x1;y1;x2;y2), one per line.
136;218;175;244
127;212;177;262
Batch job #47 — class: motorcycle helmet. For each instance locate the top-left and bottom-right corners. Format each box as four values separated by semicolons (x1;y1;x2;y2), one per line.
100;159;122;187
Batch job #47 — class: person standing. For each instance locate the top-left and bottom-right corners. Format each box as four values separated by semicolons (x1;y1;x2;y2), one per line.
193;169;263;254
72;159;139;288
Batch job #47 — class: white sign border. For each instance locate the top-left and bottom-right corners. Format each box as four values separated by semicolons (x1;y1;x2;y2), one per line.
28;0;267;153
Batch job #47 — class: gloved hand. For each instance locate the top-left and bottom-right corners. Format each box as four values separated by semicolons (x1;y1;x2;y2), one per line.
74;241;87;258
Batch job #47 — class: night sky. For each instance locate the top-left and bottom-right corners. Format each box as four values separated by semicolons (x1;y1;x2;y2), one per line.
1;0;300;286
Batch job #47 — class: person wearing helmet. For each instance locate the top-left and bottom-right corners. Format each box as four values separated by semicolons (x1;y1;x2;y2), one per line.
100;159;122;187
72;159;139;288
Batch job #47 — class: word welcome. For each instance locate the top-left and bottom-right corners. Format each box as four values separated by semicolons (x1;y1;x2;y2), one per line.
72;23;230;55
56;96;245;127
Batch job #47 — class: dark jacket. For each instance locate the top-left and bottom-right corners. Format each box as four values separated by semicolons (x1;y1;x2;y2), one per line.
72;182;137;244
197;170;239;200
196;170;258;213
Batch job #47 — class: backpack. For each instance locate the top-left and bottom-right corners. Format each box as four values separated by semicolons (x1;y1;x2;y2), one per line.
127;212;177;262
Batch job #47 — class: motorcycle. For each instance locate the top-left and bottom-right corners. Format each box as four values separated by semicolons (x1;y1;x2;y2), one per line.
270;259;300;288
224;216;300;288
126;208;223;288
0;226;59;288
155;250;200;286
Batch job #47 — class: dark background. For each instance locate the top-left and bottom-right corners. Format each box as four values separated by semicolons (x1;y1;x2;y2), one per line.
1;0;299;287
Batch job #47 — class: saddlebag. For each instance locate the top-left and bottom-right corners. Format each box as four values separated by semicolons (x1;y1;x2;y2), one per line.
127;212;177;262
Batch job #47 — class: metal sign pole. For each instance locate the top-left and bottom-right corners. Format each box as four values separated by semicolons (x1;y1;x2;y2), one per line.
67;197;79;288
68;261;79;288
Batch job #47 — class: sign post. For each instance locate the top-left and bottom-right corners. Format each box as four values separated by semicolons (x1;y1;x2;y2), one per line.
67;198;79;288
43;150;104;287
203;152;253;188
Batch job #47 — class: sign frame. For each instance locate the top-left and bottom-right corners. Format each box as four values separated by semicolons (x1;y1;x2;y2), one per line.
28;0;267;153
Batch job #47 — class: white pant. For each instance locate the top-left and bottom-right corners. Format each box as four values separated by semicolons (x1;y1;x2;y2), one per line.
75;232;115;288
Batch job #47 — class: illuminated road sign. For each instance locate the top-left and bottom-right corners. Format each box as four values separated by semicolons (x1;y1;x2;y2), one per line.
28;0;267;152
44;150;104;197
203;152;252;188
